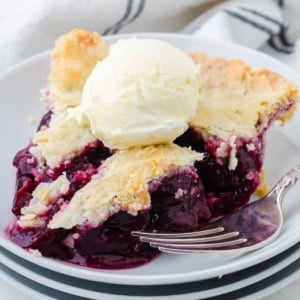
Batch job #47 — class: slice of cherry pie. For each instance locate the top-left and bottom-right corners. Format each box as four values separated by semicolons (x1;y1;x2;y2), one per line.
7;29;298;269
176;52;298;216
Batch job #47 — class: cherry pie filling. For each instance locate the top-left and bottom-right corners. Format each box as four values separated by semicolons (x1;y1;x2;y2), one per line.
175;128;263;216
7;101;293;269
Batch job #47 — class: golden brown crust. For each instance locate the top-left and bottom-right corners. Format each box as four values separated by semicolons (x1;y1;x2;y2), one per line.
190;52;299;139
48;145;203;229
49;29;109;91
30;114;97;168
278;102;298;124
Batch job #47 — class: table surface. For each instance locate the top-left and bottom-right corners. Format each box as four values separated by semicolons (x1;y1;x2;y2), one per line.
1;275;299;300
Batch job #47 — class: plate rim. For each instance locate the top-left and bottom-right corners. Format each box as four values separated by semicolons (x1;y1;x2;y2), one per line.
0;264;54;300
0;246;299;300
0;244;299;299
1;32;300;286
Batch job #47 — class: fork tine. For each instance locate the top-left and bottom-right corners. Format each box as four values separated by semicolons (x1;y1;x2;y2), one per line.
132;227;225;238
149;238;248;250
159;247;247;254
140;231;239;244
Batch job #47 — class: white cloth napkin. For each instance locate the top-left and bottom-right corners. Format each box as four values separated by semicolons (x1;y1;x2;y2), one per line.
0;0;299;72
184;0;300;71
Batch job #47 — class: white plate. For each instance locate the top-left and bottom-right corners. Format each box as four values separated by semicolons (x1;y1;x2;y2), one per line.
0;33;300;286
0;265;55;300
0;262;82;300
241;262;300;300
0;247;299;300
0;243;299;299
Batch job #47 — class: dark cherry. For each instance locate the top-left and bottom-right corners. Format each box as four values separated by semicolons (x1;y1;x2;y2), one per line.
73;211;158;269
12;108;54;215
12;147;50;215
150;168;211;231
13;147;38;179
8;224;72;260
66;141;111;191
37;110;52;131
12;176;34;215
175;127;206;153
175;128;263;215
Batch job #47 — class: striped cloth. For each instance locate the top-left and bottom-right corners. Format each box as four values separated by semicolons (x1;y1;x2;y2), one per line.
0;0;299;72
183;0;300;70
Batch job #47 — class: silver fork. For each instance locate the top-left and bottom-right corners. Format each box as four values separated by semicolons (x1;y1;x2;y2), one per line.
132;165;300;254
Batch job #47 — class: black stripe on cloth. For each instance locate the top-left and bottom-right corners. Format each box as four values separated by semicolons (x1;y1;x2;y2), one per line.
102;0;133;35
239;7;282;26
277;26;295;47
112;0;146;34
239;6;294;47
224;10;275;35
268;36;294;53
278;0;284;8
224;9;294;54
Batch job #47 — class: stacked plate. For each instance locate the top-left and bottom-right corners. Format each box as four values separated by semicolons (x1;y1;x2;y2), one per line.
0;34;299;299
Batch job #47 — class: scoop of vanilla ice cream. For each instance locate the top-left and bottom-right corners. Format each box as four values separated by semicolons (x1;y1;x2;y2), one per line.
80;38;201;149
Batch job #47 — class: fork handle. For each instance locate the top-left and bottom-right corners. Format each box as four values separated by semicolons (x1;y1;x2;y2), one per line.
272;164;300;200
